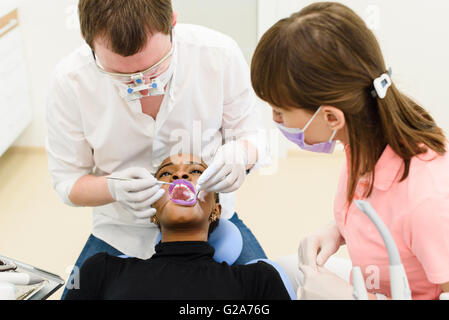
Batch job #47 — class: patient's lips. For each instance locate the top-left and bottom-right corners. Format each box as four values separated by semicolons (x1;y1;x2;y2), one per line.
169;179;197;206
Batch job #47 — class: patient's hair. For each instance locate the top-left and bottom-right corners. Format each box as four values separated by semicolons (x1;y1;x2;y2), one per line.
78;0;173;56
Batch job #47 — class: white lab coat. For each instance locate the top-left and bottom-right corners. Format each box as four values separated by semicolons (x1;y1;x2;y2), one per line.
45;24;269;259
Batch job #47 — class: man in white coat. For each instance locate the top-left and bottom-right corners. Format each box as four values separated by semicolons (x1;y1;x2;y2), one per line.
46;0;269;298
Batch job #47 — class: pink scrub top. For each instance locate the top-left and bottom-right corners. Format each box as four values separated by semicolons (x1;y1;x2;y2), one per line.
334;144;449;300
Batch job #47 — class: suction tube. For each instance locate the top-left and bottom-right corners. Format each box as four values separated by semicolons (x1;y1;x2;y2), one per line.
354;200;412;300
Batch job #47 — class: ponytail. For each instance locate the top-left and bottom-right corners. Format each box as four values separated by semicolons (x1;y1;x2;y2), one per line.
376;84;446;182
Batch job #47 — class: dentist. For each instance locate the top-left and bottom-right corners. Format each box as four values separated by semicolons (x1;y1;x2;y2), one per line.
46;0;268;298
251;2;449;299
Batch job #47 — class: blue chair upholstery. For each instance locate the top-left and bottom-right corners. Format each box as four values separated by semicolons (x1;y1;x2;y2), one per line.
246;259;297;300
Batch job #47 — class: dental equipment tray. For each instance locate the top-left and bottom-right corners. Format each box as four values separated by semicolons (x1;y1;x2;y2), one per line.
0;254;64;300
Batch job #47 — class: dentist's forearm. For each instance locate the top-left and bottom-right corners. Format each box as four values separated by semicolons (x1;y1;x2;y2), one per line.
69;175;114;207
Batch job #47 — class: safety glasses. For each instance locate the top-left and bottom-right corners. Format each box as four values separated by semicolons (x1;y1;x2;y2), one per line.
92;32;174;84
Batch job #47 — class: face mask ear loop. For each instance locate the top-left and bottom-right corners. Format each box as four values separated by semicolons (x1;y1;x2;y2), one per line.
302;106;323;132
328;129;338;142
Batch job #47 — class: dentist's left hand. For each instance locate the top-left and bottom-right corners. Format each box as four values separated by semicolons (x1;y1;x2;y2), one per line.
196;141;249;193
107;167;165;222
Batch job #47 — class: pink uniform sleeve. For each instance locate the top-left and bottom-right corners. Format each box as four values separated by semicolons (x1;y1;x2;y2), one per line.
410;197;449;284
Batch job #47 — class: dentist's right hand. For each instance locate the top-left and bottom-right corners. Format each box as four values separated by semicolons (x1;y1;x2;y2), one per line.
298;221;345;270
107;167;165;222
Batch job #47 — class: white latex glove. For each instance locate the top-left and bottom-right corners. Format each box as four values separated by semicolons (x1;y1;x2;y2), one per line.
440;292;449;300
297;264;355;300
196;141;249;193
107;167;165;222
0;282;16;300
298;221;344;269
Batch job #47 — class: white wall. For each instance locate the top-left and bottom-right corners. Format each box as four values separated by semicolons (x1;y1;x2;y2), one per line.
0;0;33;156
12;0;258;147
172;0;257;63
13;0;84;147
258;0;449;150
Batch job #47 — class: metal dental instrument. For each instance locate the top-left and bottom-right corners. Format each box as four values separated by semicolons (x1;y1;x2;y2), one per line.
106;176;172;186
353;200;412;300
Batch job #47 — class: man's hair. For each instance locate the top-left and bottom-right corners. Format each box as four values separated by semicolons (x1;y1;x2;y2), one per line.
78;0;173;56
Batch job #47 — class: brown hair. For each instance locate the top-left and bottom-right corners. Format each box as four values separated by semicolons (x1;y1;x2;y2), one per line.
251;2;446;204
78;0;173;56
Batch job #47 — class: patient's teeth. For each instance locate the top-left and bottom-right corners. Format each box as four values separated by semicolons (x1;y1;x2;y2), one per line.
168;179;197;206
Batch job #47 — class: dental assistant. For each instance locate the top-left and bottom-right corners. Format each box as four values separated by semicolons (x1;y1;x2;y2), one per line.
46;0;268;298
251;2;449;300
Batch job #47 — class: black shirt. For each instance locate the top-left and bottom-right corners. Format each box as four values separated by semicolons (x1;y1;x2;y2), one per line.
65;241;291;300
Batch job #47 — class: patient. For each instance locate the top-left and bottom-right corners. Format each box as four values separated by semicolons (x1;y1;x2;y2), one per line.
65;154;291;300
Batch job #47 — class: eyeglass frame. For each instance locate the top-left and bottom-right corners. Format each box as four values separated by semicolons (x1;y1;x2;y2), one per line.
91;30;174;82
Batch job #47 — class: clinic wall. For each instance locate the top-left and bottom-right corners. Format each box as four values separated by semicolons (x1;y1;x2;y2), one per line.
13;0;84;147
12;0;258;147
258;0;449;151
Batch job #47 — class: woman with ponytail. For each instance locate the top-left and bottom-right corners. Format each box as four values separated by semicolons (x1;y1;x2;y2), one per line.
251;2;449;300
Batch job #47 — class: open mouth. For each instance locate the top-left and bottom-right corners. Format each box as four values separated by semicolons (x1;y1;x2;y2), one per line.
168;179;197;206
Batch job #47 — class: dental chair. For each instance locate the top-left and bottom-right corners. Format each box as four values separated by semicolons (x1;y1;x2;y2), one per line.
119;219;296;299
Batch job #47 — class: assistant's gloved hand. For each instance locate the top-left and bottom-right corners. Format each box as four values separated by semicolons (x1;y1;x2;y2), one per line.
298;221;344;269
196;141;249;193
440;292;449;300
107;167;165;223
297;264;355;300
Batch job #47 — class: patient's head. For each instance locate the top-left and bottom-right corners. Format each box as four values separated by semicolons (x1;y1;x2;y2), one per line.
152;154;221;242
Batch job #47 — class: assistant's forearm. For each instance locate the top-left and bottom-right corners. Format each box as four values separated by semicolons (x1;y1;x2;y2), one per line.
69;175;114;207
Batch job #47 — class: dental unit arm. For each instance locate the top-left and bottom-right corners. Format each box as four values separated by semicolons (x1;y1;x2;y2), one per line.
353;200;412;300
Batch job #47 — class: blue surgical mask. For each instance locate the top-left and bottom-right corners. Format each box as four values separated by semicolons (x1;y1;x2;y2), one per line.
275;106;337;154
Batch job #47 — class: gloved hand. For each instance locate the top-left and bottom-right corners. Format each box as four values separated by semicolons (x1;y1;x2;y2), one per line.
298;221;344;269
440;292;449;300
107;167;165;223
297;264;355;300
196;141;249;193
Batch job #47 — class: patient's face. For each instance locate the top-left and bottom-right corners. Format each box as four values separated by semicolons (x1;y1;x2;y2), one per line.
152;154;220;230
